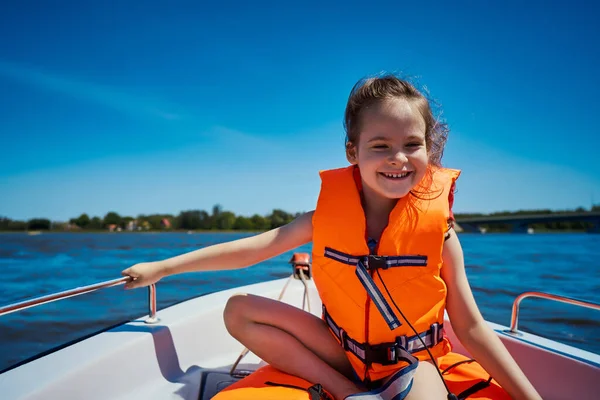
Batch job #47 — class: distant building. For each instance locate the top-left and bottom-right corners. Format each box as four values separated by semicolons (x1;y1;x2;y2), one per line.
64;223;81;231
126;220;138;231
161;218;172;229
107;224;118;232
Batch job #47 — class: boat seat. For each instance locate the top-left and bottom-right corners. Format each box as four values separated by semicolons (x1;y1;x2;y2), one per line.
199;371;243;400
198;362;265;400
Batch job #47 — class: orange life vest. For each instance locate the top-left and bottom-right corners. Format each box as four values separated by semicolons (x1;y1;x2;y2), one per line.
211;365;333;400
211;353;509;400
437;353;511;400
312;165;460;382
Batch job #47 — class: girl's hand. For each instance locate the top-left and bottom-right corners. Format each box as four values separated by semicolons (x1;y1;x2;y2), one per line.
121;261;166;289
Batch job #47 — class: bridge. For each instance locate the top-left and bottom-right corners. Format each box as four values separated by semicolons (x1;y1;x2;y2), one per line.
455;211;600;233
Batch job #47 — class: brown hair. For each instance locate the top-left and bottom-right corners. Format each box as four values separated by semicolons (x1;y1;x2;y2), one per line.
343;73;448;167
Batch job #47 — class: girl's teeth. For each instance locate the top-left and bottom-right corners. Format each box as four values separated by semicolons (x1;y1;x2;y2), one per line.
384;172;409;178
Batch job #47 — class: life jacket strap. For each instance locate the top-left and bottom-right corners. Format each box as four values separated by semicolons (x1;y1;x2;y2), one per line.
324;247;428;269
324;247;429;330
323;306;443;367
355;259;402;330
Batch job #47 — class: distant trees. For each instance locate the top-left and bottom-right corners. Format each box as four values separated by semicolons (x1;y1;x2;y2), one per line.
1;205;598;232
177;210;210;230
0;217;27;231
103;212;122;226
0;204;303;232
69;214;91;229
27;219;51;230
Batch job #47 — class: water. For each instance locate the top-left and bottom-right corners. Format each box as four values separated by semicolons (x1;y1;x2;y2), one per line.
0;232;599;372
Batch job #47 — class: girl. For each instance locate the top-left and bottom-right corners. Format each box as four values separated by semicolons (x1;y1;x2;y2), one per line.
121;74;541;400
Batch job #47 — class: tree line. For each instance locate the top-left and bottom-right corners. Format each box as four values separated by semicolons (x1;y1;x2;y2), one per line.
1;204;598;232
0;205;301;232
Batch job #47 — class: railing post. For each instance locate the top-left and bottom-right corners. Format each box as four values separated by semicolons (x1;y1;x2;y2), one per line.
145;284;159;324
509;293;525;333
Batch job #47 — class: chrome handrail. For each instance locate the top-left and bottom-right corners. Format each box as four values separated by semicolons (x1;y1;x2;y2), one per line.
0;277;159;324
509;291;600;333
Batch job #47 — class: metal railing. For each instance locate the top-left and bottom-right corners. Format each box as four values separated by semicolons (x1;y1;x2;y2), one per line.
0;277;159;324
509;291;600;333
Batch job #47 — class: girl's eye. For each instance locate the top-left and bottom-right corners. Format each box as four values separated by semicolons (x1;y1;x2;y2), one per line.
372;144;388;149
406;142;423;148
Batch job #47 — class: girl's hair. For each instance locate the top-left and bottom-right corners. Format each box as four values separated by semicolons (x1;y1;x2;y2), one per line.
343;73;448;167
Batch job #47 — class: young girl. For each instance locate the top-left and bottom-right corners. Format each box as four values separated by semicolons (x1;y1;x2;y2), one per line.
121;74;542;400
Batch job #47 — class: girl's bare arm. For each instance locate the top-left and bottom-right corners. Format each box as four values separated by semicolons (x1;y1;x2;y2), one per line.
441;229;542;400
121;211;314;289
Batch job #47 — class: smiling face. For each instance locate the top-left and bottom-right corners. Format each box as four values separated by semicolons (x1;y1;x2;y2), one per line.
346;98;429;206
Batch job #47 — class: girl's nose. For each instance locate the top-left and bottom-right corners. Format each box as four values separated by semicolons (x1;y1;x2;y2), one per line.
388;150;408;164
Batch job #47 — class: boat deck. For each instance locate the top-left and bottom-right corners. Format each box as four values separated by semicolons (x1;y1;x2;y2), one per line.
1;278;599;399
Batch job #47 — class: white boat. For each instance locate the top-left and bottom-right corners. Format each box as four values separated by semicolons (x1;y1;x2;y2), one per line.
0;254;599;399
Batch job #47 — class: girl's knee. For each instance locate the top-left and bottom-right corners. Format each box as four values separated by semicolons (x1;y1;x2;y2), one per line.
223;293;251;336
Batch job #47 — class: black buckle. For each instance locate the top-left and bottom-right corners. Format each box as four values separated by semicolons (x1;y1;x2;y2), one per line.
307;384;328;400
366;336;411;366
368;342;397;366
366;255;388;270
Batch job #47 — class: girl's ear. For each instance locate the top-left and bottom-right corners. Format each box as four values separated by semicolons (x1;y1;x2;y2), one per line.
346;142;358;164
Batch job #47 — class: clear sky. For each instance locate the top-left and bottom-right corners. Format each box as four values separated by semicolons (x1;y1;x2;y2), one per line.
1;1;599;221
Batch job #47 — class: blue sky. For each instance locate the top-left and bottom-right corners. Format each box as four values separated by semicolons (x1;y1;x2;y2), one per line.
1;1;599;221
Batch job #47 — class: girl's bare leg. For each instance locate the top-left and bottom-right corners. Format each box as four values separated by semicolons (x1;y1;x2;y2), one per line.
404;361;448;400
224;293;362;400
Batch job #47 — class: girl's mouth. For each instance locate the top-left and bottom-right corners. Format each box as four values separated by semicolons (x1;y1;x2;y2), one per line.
379;171;413;180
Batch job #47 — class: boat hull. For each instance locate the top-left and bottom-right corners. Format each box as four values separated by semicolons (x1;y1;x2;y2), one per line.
1;278;599;399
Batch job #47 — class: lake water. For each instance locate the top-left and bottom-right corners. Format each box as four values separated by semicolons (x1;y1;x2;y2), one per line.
0;232;599;372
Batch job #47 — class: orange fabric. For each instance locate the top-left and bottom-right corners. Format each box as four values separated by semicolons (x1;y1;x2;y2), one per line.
312;165;461;381
351;166;457;223
212;365;333;400
212;353;509;400
438;353;511;399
